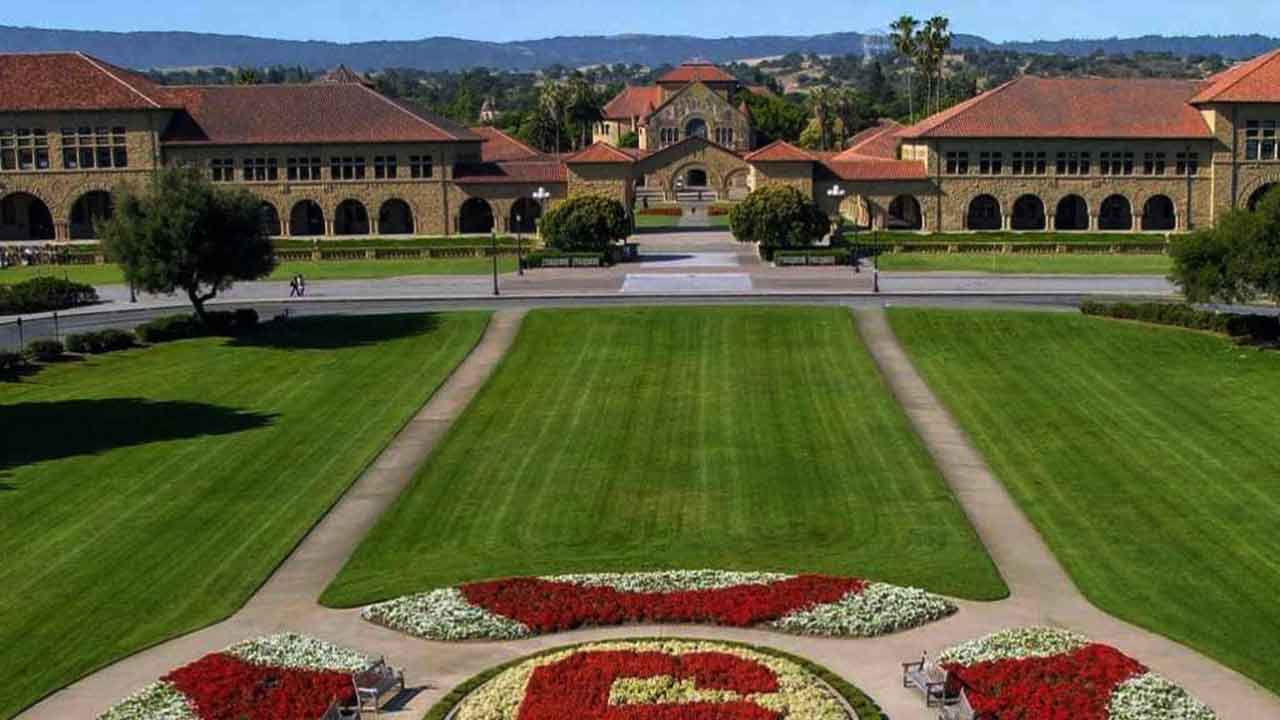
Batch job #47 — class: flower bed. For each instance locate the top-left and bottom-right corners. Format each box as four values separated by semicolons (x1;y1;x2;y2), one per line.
439;639;874;720
363;570;954;641
99;634;373;720
938;627;1216;720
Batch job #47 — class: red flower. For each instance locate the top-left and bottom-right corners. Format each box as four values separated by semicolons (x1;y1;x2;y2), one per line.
460;575;865;633
517;650;781;720
164;653;354;720
944;644;1146;720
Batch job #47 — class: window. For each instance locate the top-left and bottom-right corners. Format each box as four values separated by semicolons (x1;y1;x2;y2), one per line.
1252;120;1280;160
330;156;366;180
1012;150;1046;175
979;151;1002;174
210;158;235;182
1055;151;1087;175
60;126;125;170
1176;152;1200;176
715;126;734;146
2;128;50;171
659;127;679;146
0;130;13;171
374;155;398;179
1143;152;1167;176
409;155;433;178
945;151;969;174
287;156;322;182
243;157;278;182
1100;151;1133;176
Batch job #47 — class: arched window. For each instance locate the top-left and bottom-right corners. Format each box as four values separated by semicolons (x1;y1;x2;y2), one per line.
334;199;370;236
1248;183;1277;211
1055;194;1089;231
289;200;325;237
459;198;495;234
378;199;414;235
510;198;542;234
1098;195;1132;231
259;202;281;237
686;168;709;187
69;191;113;240
967;195;1002;231
684;118;708;140
887;195;923;230
1142;195;1177;231
0;192;55;241
1011;195;1046;230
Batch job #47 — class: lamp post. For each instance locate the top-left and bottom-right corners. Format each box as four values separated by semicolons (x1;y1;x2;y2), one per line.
490;230;499;296
826;185;848;272
532;186;551;275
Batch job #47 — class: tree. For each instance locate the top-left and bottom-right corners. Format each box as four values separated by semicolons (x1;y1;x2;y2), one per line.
563;76;604;150
538;81;570;153
890;16;920;122
740;91;809;144
101;167;276;321
729;185;830;255
538;194;630;252
1170;187;1280;304
923;16;953;116
618;131;640;148
833;88;868;148
808;87;836;151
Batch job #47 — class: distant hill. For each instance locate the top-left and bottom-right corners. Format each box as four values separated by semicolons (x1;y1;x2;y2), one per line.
0;25;1276;72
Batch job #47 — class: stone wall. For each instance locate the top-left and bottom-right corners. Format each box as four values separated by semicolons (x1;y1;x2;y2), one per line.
642;83;751;152
566;164;633;207
635;138;749;199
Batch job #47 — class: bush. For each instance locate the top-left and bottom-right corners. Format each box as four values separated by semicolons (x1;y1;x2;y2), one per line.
25;339;64;362
0;351;25;372
0;276;99;315
538;194;631;252
1080;301;1280;343
135;308;259;343
729;185;829;253
65;328;136;355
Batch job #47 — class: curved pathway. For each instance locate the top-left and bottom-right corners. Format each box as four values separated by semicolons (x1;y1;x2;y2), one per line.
19;307;1280;719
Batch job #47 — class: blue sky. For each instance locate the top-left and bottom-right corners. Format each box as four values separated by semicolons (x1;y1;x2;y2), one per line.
3;1;1271;43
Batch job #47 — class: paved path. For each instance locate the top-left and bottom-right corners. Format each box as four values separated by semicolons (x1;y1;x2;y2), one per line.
20;306;1280;720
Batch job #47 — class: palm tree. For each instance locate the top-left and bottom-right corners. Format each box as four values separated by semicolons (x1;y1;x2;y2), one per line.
809;87;836;151
924;16;953;116
833;88;865;149
563;76;603;150
889;16;919;122
538;81;569;154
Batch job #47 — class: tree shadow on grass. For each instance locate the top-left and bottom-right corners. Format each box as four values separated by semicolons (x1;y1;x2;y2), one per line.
229;313;443;351
0;398;274;475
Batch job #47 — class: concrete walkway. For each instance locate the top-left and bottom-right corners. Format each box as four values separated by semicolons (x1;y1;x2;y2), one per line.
19;307;1280;720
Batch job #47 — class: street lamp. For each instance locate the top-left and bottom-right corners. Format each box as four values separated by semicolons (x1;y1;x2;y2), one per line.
531;186;551;276
826;185;849;271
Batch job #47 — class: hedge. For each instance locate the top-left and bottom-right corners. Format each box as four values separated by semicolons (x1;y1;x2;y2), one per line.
25;339;64;362
0;351;25;373
65;328;136;355
1080;301;1280;343
0;276;99;315
135;309;259;343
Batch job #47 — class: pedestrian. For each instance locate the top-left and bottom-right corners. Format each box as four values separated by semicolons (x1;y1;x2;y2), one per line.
289;275;300;297
298;274;306;297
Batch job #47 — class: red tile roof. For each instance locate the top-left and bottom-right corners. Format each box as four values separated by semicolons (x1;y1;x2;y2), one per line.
603;86;663;120
0;52;176;111
821;157;928;181
899;76;1212;139
744;140;814;162
838;120;904;160
471;126;544;162
454;160;566;184
565;142;635;163
657;62;737;85
161;84;477;145
1191;49;1280;103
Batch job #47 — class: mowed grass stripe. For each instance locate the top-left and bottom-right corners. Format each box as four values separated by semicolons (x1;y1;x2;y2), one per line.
323;306;1007;607
0;312;490;718
887;309;1280;695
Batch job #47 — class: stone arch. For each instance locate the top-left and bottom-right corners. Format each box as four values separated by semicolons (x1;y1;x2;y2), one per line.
1055;194;1089;231
459;197;495;234
68;190;114;240
886;195;923;230
966;194;1002;231
1011;194;1046;231
1247;183;1278;212
510;197;542;234
258;201;282;237
378;199;414;235
334;199;370;236
1098;194;1133;231
0;192;55;241
669;162;718;193
1142;195;1177;231
289;199;325;237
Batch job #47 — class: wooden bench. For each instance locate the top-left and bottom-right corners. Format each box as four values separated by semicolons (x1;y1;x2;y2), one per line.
902;655;950;708
938;689;976;720
352;658;405;718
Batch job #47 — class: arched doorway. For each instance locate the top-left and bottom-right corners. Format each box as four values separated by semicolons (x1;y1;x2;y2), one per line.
686;168;709;188
0;192;55;241
684;118;708;140
1098;195;1132;231
259;202;281;237
289;200;325;237
378;199;414;235
510;198;542;234
1247;183;1277;211
967;195;1002;230
886;195;922;230
459;198;494;234
1011;195;1046;230
1142;195;1177;231
1055;195;1089;231
69;191;113;240
334;200;370;235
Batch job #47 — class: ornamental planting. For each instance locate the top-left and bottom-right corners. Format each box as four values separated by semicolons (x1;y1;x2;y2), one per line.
363;570;955;640
938;627;1216;720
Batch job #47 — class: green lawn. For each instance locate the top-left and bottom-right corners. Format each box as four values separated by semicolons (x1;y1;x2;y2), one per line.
888;309;1280;695
0;257;517;287
0;312;490;718
634;213;681;228
323;306;1007;607
877;253;1172;275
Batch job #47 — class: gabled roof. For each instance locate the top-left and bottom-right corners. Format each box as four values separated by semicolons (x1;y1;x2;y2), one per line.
319;65;369;85
603;85;663;120
566;142;636;163
1191;49;1280;103
899;76;1212;139
161;84;478;145
838;120;904;160
820;157;928;181
471;126;544;162
454;160;566;184
744;140;815;163
645;80;749;125
657;62;737;85
0;51;177;112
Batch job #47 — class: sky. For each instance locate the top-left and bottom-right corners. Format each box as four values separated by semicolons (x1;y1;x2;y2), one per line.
2;0;1274;44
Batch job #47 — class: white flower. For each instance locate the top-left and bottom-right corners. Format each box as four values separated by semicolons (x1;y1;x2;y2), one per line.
224;632;373;673
545;570;793;593
769;582;956;637
97;682;197;720
362;587;530;641
1109;672;1217;720
938;626;1089;666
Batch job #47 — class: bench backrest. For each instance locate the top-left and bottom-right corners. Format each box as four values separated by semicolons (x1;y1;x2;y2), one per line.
354;661;396;692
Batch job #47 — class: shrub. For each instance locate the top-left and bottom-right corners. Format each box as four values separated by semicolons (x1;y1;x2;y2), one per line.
65;328;137;355
729;185;829;253
25;339;65;362
538;194;631;252
135;309;259;343
0;276;99;315
0;351;25;372
1080;301;1280;343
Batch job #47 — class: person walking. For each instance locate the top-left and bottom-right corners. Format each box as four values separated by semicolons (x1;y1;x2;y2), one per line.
289;275;300;298
297;274;306;297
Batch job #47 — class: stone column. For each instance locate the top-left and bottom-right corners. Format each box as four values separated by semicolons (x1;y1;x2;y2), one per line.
1131;214;1142;233
324;219;335;237
1089;214;1099;232
54;222;69;242
1002;214;1012;231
